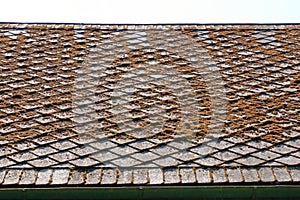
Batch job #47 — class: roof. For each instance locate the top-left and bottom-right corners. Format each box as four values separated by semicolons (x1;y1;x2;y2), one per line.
0;23;299;186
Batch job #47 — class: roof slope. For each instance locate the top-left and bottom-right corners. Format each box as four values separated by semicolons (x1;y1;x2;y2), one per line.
0;24;299;186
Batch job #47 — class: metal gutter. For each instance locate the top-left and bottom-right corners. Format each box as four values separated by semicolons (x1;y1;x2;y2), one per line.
0;186;299;200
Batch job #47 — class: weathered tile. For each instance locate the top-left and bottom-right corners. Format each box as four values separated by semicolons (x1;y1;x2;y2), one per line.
207;140;234;150
68;169;85;185
273;167;291;182
167;140;195;150
117;168;133;184
131;152;159;162
195;168;211;183
129;140;155;150
180;168;196;183
0;146;17;157
150;145;178;156
89;140;118;151
85;168;101;185
251;150;281;161
111;157;141;167
12;141;37;151
50;140;77;150
3;169;22;185
0;157;16;167
101;169;117;184
51;169;70;185
31;146;57;156
9;152;38;162
164;168;180;184
229;145;257;155
212;150;240;162
91;151;118;163
153;157;181;167
70;157;98;167
133;169;148;184
211;168;227;183
242;168;260;182
246;140;272;149
19;169;37;185
190;145;217;156
0;169;6;184
270;144;296;154
36;169;53;185
148;168;163;184
235;156;264;166
194;157;223;166
289;167;300;182
258;167;275;182
227;168;243;183
28;158;58;167
109;146;138;156
49;151;78;162
70;146;98;156
275;156;300;165
172;151;199;162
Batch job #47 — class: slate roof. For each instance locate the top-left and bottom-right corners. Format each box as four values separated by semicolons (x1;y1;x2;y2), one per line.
0;23;299;186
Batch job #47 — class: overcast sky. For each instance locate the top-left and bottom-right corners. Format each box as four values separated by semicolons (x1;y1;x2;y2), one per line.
0;0;299;23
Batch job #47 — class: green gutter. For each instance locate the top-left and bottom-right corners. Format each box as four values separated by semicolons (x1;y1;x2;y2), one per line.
1;186;300;200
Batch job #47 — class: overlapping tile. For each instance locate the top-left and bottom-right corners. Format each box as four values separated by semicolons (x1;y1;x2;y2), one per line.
0;24;299;186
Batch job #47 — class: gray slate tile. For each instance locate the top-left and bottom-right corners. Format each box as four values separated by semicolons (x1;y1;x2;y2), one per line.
68;169;85;185
242;168;260;182
117;169;133;184
289;167;300;182
211;168;227;183
51;169;70;185
133;169;148;184
36;169;53;185
85;168;101;185
19;169;37;185
195;168;211;183
258;167;275;182
180;168;196;183
3;169;22;185
148;168;163;184
227;168;243;183
101;169;117;184
273;167;291;182
0;169;6;184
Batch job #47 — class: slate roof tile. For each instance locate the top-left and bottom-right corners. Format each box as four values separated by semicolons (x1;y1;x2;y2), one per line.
0;23;299;186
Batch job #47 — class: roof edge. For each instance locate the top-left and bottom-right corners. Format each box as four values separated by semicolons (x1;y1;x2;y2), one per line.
1;186;300;200
1;22;300;26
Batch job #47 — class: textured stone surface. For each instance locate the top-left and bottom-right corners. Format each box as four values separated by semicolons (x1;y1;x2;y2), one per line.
0;24;299;186
258;167;275;182
273;167;291;182
242;168;260;182
211;168;227;183
85;168;101;185
117;169;133;184
51;169;70;185
164;168;180;184
148;168;163;184
227;168;243;183
180;168;196;183
36;169;53;185
195;168;211;183
19;169;37;185
3;169;22;185
101;169;117;184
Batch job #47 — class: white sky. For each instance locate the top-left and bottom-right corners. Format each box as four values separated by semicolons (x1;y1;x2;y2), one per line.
0;0;299;24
